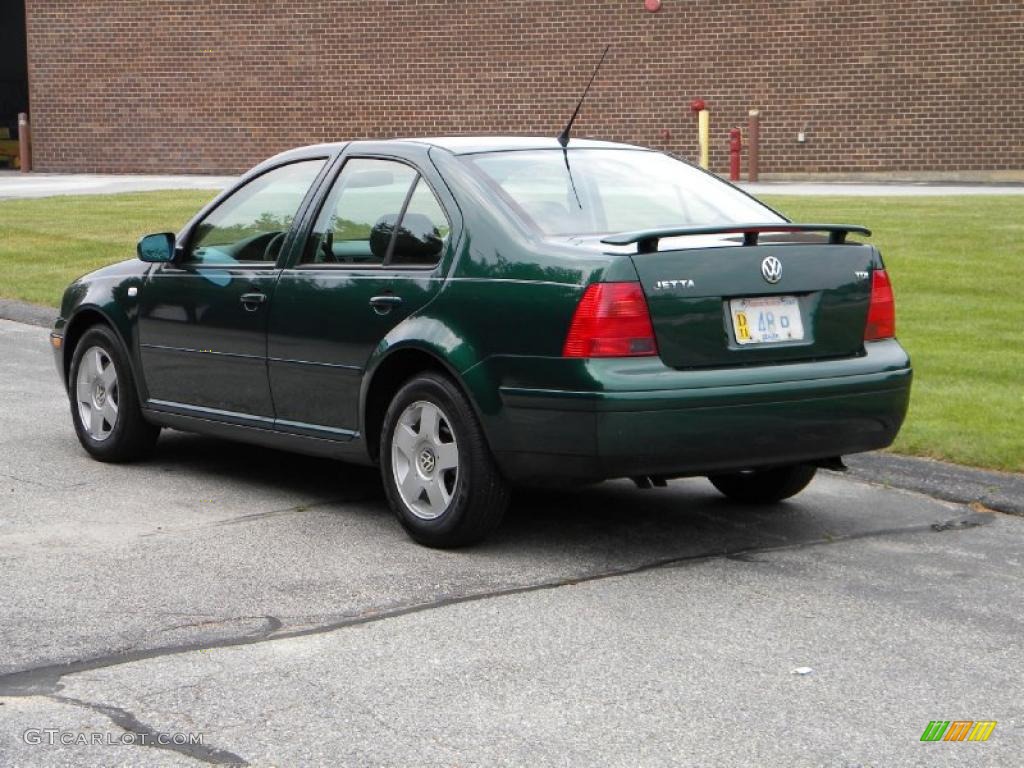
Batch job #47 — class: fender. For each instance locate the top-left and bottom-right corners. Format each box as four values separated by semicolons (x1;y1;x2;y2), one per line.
359;312;496;433
58;259;149;391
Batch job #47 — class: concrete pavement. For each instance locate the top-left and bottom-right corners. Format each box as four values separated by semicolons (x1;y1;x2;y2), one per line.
0;319;1021;766
0;172;234;200
2;169;1023;201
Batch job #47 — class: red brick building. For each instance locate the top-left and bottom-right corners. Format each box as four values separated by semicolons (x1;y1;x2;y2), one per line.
15;0;1024;177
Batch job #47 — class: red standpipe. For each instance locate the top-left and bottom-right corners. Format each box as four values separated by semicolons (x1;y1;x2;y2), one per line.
728;127;742;182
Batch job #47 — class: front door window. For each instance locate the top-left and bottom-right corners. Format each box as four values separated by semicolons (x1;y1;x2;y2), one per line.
189;159;326;265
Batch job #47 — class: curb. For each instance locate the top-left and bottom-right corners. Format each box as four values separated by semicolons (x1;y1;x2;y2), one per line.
846;453;1023;517
0;298;57;328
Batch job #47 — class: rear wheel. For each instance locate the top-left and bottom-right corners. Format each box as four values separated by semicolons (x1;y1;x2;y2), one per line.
708;464;817;504
380;372;509;548
69;325;159;462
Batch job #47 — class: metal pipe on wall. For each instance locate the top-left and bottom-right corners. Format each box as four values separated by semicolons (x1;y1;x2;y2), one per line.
697;109;710;170
18;113;31;173
747;110;760;182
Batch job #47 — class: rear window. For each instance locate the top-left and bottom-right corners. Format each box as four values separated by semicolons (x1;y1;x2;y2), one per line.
464;149;783;237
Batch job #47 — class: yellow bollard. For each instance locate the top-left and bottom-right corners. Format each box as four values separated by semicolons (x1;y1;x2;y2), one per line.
697;109;710;169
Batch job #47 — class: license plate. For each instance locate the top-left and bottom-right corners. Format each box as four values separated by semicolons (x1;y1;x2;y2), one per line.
730;296;804;345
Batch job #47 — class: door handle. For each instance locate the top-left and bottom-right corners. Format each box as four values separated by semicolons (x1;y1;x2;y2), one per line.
240;292;267;311
369;295;403;314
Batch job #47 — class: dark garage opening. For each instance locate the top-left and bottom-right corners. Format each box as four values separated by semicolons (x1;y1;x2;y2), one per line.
0;0;28;167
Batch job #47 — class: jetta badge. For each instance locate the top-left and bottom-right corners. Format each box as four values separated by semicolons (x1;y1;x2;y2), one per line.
653;279;695;290
761;256;782;284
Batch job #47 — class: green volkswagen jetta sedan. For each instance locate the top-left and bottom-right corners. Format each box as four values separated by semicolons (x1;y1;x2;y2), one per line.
52;137;911;547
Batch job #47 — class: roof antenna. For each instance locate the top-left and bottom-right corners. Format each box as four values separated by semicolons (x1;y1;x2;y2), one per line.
557;45;611;147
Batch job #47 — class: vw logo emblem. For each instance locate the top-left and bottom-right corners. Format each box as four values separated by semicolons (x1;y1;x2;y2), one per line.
761;256;782;284
418;447;436;474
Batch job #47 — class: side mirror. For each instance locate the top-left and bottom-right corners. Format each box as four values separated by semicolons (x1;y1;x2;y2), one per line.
137;232;176;263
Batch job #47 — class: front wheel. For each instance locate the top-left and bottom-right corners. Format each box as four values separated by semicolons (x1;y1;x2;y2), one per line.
69;325;160;462
708;464;817;504
380;372;509;548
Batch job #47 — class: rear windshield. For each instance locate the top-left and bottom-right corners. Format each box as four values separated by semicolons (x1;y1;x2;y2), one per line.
463;149;784;237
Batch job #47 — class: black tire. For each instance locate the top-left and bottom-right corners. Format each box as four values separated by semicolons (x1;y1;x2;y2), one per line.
708;464;817;504
380;372;509;548
68;325;160;462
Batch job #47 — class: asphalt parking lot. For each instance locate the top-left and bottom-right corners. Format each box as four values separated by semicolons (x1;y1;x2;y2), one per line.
0;318;1021;767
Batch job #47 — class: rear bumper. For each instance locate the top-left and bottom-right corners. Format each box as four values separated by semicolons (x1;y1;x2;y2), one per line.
481;339;912;483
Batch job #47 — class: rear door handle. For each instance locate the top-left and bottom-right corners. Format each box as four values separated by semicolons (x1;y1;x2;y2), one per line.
240;292;267;311
369;295;403;313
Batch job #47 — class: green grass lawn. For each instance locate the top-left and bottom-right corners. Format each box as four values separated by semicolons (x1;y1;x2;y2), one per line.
0;190;217;306
763;195;1023;473
0;191;1021;472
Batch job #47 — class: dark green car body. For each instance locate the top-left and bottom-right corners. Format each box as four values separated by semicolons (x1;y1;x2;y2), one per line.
52;137;912;485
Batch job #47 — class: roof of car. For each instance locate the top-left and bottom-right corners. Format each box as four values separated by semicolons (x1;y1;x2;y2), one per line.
404;136;647;154
263;136;650;168
285;136;645;155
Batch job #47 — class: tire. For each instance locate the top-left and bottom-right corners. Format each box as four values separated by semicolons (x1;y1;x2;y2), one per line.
68;325;160;462
380;372;509;548
708;464;817;504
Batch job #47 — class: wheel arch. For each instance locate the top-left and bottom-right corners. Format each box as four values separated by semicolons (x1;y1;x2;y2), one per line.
360;344;488;464
62;306;129;387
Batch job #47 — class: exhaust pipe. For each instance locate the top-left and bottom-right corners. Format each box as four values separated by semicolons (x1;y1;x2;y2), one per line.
631;475;669;489
813;456;848;472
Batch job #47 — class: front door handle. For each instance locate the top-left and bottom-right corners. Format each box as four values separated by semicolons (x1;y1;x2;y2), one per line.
369;295;403;314
240;292;267;311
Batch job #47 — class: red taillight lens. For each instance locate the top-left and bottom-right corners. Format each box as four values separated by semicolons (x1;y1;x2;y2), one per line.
563;282;658;358
865;268;896;340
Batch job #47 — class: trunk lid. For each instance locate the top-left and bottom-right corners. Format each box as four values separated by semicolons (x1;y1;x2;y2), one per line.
629;239;875;369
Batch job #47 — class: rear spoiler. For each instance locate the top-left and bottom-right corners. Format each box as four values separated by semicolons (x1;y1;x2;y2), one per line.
600;223;872;253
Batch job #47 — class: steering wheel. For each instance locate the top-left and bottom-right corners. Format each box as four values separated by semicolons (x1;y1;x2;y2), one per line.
318;231;339;263
263;231;288;262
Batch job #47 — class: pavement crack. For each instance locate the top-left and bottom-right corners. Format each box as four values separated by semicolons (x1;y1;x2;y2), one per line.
0;511;994;698
139;498;363;538
0;616;283;697
931;515;987;532
159;615;283;635
0;470;86;490
49;694;248;766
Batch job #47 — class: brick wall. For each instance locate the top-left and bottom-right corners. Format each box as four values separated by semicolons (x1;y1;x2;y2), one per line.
23;0;1024;175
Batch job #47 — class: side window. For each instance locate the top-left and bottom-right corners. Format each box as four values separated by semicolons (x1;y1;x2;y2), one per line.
392;178;451;266
301;159;450;267
188;159;325;265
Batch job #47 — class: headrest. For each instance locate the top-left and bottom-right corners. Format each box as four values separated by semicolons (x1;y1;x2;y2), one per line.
369;213;444;264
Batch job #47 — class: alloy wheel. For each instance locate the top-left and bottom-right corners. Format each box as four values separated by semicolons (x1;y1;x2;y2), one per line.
76;345;119;441
391;400;459;520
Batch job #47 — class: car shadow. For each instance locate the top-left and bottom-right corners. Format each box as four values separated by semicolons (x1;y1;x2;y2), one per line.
149;430;832;560
494;481;825;559
152;429;384;505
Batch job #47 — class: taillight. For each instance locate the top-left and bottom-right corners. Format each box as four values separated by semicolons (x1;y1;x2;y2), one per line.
865;268;896;340
563;282;658;358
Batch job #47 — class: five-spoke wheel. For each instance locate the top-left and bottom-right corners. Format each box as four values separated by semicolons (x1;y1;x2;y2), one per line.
391;400;460;520
381;373;509;548
68;325;160;462
75;345;119;441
